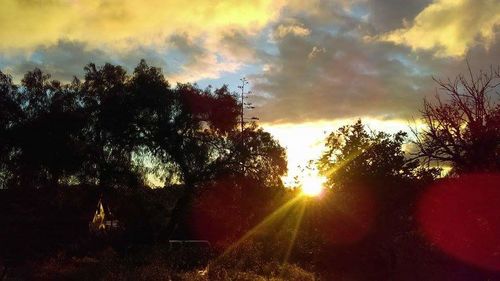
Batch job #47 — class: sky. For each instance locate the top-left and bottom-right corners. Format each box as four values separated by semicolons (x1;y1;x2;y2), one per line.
1;0;500;185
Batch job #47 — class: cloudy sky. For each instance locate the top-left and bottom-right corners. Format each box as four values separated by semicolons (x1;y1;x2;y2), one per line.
1;0;499;184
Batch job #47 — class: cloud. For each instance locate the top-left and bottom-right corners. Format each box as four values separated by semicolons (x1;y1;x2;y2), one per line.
0;0;290;83
273;23;311;39
247;2;444;124
0;0;284;52
307;46;326;59
367;0;431;32
251;36;434;123
379;0;500;57
0;41;109;81
242;0;500;124
0;36;244;84
218;29;258;61
1;0;499;126
163;34;242;83
0;40;178;82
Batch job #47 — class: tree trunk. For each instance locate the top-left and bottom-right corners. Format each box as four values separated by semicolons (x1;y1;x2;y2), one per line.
164;182;195;240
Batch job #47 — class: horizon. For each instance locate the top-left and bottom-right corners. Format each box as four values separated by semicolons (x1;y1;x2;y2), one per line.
2;0;498;187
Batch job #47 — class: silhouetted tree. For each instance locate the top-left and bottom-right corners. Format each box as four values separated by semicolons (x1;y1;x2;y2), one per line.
317;120;439;279
0;72;20;188
80;63;142;187
0;61;287;244
111;60;286;238
225;124;287;187
412;64;500;174
4;70;86;188
318;120;432;190
156;83;287;238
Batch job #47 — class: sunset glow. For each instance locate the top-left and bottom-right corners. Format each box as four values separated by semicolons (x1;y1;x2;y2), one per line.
263;119;411;188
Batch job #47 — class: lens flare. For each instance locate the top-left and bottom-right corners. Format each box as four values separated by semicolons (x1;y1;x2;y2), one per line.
418;173;500;271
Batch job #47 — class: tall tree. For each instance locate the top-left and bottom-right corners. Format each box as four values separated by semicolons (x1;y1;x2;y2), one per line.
81;63;142;187
225;124;287;187
155;82;243;238
7;69;86;188
317;120;439;277
412;65;500;174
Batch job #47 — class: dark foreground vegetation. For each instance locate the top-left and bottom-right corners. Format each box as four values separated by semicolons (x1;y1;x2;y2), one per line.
0;61;499;280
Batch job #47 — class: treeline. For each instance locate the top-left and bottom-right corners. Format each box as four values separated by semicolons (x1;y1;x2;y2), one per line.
0;60;286;190
0;60;289;266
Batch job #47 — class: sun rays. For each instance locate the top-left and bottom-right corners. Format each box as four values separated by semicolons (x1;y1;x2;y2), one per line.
220;195;304;258
211;144;373;271
217;191;316;269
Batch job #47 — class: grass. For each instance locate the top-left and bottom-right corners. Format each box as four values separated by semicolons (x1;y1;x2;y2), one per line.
27;244;317;281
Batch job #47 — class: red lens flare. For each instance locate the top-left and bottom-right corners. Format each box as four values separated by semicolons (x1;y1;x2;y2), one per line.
320;186;377;244
418;173;500;271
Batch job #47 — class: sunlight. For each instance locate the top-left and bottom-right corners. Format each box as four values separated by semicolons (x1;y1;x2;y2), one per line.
262;119;411;188
217;194;309;271
283;199;306;266
301;174;325;197
220;195;303;257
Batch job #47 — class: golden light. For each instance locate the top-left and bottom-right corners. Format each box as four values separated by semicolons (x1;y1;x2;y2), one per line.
301;174;325;197
262;119;409;188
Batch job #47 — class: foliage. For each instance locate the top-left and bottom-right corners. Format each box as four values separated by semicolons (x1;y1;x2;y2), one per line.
313;120;446;279
0;60;286;190
318;119;436;190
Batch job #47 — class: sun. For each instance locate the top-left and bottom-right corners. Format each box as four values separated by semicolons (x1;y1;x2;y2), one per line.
301;174;325;197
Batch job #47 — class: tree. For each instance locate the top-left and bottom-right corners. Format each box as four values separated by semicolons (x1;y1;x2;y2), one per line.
123;61;287;238
318;120;427;190
0;60;288;233
80;63;144;187
4;69;87;188
224;124;287;187
317;121;439;278
412;64;500;174
158;84;287;238
0;72;21;188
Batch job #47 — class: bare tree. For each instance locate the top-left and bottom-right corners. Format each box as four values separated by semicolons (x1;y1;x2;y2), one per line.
412;62;500;174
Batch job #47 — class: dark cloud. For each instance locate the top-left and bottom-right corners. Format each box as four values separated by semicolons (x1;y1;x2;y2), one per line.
0;40;172;82
367;0;431;32
219;29;257;60
169;34;205;59
165;34;242;82
248;9;418;122
251;34;434;123
0;41;106;81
